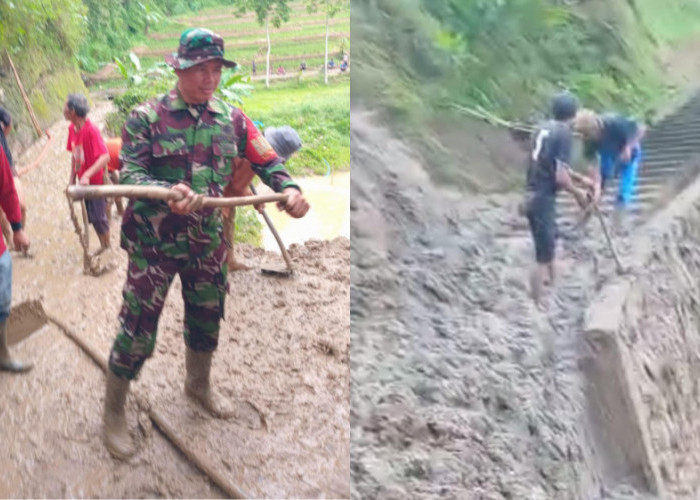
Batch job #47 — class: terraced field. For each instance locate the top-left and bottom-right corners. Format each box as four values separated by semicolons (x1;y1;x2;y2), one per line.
89;1;351;176
137;1;350;75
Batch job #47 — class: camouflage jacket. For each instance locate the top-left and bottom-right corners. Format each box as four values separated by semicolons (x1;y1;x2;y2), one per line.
119;87;300;260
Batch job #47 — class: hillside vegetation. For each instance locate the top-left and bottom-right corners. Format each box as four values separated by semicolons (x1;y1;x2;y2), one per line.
352;0;700;191
0;0;231;152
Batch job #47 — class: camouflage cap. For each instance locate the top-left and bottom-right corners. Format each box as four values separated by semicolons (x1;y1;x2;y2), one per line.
165;28;237;70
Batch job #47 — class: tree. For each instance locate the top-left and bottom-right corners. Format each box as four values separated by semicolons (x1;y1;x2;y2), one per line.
306;0;344;84
235;0;292;88
139;2;164;36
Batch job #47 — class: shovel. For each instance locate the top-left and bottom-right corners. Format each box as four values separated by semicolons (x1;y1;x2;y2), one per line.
249;184;294;277
6;300;48;346
592;204;628;275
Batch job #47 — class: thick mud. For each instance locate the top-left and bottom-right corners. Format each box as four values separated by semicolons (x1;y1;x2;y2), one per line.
1;100;349;498
349;108;659;499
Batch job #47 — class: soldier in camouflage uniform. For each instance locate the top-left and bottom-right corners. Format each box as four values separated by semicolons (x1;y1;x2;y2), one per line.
103;28;310;459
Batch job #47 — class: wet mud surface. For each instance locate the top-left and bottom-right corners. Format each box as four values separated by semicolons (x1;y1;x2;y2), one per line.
1;100;349;498
350;109;656;499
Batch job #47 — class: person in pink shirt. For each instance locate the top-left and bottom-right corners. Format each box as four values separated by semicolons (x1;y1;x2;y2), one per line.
64;93;111;252
0;146;31;372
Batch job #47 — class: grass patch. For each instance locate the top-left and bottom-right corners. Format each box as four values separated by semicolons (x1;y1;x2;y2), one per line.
243;78;350;176
633;0;700;44
234;206;263;246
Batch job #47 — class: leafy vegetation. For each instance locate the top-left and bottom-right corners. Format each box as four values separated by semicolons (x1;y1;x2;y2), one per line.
76;0;245;73
352;0;700;190
104;54;252;136
234;206;264;246
243;76;350;176
105;53;349;177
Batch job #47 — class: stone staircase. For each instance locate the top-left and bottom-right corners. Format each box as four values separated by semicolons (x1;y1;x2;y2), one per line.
554;92;700;233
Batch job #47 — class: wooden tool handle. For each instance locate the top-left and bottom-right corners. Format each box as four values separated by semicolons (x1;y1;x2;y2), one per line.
66;185;288;208
250;183;294;271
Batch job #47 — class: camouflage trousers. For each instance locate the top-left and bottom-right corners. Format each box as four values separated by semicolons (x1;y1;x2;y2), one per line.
108;243;228;380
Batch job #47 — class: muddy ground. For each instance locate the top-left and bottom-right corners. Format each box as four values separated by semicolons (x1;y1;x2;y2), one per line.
0;100;349;498
349;109;660;499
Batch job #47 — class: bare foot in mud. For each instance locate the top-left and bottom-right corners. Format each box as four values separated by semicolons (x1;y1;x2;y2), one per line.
91;247;109;258
227;259;252;272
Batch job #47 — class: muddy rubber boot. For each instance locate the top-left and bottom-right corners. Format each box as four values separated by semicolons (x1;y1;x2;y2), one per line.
103;370;136;459
184;347;234;419
0;320;32;372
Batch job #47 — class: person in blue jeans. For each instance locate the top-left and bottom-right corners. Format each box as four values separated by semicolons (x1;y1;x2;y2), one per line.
573;109;646;207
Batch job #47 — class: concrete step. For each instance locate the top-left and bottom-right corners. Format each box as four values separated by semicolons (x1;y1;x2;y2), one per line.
630;176;673;187
642;142;700;157
557;191;658;209
643;151;700;164
638;165;685;177
643;149;700;162
649;113;700;131
644;132;700;148
648;128;699;142
557;196;651;211
558;213;645;231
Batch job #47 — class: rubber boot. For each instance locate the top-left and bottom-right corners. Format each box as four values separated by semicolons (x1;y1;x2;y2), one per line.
103;370;136;459
0;319;32;372
185;347;234;418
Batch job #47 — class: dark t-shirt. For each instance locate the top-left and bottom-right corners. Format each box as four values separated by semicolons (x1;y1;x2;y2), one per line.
526;120;573;197
583;113;638;160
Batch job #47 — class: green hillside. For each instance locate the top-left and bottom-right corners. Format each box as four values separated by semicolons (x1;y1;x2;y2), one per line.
352;0;700;191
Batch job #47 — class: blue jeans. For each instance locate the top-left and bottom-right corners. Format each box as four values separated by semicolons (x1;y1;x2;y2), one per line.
600;145;642;206
0;250;12;323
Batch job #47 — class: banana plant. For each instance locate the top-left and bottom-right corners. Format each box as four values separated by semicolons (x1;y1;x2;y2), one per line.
216;67;254;106
139;2;164;36
114;51;143;85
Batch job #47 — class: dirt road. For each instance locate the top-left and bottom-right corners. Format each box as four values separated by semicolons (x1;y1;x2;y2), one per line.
0;99;349;498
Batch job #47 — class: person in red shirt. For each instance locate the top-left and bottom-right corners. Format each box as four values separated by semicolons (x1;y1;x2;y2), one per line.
64;93;111;252
105;137;124;217
0;146;31;372
0;108;27;250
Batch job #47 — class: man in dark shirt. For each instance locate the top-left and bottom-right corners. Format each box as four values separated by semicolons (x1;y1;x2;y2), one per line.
524;92;593;305
574;109;645;207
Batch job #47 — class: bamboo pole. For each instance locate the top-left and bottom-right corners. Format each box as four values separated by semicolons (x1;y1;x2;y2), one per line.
16;130;55;178
46;313;250;499
5;50;43;138
66;185;288;208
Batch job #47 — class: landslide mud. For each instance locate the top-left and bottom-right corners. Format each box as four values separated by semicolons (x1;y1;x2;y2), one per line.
1;99;349;498
350;108;658;499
